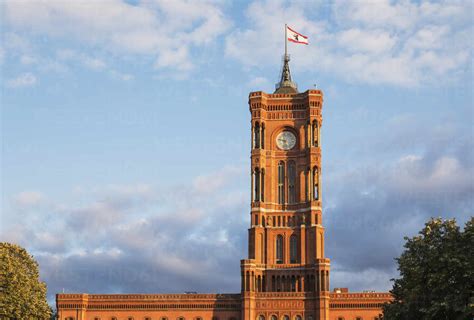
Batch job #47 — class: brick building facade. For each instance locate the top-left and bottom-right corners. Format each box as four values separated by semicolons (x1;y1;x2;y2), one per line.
57;56;392;320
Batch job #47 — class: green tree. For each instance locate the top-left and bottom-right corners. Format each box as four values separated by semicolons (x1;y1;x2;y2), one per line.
383;217;474;320
0;242;52;319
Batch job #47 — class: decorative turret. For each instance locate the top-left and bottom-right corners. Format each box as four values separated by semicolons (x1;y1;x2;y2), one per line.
274;54;298;94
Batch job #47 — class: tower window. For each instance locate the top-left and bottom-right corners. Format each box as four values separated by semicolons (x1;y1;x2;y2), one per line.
254;168;260;202
278;161;285;204
254;122;260;149
313;166;319;200
290;235;298;263
276;235;284;264
288;161;296;203
312;120;318;147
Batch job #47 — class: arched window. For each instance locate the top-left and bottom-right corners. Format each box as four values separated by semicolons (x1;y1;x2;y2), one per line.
313;166;319;200
288;161;296;203
254;122;260;149
261;123;265;149
306;121;311;148
295;316;302;320
276;235;284;264
312;120;318;147
290;235;298;263
278;161;285;204
261;168;265;202
258;316;265;320
254;167;260;202
271;316;278;320
283;316;290;320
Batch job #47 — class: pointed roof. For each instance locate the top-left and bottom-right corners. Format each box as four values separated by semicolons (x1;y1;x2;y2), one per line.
274;54;298;94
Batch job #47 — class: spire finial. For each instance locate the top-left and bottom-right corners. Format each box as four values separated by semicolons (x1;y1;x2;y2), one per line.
275;54;298;94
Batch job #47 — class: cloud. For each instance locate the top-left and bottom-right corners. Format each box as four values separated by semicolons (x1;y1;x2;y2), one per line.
2;166;248;300
325;128;473;291
6;72;37;88
225;0;472;87
3;0;231;73
13;191;44;206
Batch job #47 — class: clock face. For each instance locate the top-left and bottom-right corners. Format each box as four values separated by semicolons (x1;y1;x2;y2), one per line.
276;131;296;150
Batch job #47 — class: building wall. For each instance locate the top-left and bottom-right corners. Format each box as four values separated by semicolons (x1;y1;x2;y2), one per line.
56;294;241;320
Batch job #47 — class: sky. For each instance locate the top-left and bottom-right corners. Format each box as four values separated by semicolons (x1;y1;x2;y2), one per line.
1;0;473;303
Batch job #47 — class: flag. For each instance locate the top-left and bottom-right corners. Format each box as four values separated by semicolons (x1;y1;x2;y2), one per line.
287;26;308;45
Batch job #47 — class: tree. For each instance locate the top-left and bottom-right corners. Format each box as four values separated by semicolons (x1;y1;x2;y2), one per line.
383;217;474;320
0;242;52;319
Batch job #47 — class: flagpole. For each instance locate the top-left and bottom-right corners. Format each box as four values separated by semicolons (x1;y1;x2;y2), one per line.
284;23;288;57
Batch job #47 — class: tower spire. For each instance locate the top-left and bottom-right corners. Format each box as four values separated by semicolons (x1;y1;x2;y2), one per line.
275;24;298;94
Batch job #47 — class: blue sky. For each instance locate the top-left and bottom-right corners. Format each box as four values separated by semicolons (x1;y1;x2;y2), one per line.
1;0;473;302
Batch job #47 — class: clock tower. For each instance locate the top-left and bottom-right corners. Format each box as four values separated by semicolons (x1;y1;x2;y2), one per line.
241;55;330;319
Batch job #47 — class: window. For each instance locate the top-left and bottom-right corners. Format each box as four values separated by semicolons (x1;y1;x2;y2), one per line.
254;122;260;149
258;316;265;320
161;318;168;320
288;161;296;203
177;317;185;320
278;161;285;204
283;316;289;320
260;168;265;202
295;316;302;320
312;120;318;146
271;316;278;320
128;317;134;320
94;318;100;320
276;235;284;264
313;166;319;200
111;317;117;320
212;317;219;320
254;168;260;202
145;318;151;320
290;235;298;263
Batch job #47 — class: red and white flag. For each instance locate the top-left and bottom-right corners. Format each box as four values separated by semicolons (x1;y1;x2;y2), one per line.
287;25;308;45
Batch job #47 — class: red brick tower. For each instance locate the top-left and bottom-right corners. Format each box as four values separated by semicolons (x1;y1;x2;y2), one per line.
241;55;330;320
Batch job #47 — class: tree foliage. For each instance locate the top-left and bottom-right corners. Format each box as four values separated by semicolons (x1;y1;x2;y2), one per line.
0;242;51;319
383;217;474;320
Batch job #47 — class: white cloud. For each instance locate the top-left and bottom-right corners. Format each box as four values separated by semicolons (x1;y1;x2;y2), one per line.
248;76;270;88
6;72;37;88
20;54;37;65
4;0;231;73
337;29;397;54
13;191;44;206
82;56;106;70
225;0;472;87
